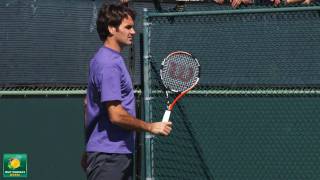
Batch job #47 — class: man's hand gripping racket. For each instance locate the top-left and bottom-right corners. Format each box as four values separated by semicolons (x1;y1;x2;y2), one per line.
160;51;200;122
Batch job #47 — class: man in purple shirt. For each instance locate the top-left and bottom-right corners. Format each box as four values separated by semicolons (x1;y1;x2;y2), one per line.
83;2;172;180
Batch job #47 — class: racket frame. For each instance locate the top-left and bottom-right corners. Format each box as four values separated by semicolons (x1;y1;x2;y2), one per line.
160;51;200;122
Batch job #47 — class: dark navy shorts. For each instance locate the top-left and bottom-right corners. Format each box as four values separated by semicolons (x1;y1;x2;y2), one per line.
86;152;133;180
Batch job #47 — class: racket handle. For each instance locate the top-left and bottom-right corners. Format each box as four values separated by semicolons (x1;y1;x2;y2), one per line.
162;110;171;122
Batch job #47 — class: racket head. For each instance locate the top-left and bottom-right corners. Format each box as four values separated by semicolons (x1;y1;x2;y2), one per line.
160;51;200;92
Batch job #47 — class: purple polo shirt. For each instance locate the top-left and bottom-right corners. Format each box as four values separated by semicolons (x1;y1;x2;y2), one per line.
85;46;136;154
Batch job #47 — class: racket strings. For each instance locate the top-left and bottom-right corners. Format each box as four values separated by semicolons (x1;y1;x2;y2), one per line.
161;53;200;92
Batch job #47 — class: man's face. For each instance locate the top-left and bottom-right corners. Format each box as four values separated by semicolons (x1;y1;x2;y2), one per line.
114;15;136;46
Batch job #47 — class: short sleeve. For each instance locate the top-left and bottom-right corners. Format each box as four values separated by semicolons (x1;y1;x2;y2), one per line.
100;66;122;103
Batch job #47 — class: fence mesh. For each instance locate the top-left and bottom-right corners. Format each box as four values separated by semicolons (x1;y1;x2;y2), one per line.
145;7;320;180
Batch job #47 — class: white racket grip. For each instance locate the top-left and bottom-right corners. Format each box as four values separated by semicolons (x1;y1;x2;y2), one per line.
162;110;171;122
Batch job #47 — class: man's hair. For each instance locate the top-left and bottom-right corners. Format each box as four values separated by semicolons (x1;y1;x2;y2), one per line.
96;3;136;42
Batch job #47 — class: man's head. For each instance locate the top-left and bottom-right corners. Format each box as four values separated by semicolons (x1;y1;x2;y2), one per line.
96;3;136;45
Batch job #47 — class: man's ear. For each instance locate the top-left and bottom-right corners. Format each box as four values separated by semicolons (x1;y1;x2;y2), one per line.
108;26;116;35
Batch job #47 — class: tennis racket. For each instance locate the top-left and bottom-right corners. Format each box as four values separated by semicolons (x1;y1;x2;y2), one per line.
160;51;200;122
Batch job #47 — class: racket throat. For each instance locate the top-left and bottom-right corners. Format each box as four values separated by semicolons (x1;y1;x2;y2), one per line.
165;91;171;110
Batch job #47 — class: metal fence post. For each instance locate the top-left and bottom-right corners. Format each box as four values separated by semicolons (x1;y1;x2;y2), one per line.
143;8;154;180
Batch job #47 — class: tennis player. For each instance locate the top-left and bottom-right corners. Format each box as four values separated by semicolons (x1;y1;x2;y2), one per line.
82;2;172;180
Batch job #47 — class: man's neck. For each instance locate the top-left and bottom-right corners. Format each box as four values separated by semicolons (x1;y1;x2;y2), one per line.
104;40;122;53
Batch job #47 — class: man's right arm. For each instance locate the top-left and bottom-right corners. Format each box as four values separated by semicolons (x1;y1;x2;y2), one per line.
106;100;172;136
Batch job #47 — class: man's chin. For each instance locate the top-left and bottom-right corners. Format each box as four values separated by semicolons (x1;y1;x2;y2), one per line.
121;40;133;46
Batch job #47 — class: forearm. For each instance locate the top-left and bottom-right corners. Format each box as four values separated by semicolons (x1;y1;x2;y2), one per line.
106;101;172;136
110;109;152;133
286;0;304;3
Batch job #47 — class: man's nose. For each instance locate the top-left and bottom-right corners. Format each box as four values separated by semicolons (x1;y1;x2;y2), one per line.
131;28;136;35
